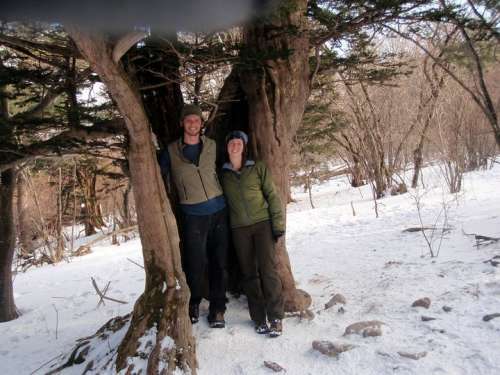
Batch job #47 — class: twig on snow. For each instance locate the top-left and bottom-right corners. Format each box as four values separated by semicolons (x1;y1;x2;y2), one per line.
126;257;144;269
91;277;127;306
52;304;59;339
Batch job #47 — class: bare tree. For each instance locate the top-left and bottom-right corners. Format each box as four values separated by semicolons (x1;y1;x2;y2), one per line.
385;0;500;148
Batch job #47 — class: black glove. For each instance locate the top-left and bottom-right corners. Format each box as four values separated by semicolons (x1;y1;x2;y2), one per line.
272;230;285;243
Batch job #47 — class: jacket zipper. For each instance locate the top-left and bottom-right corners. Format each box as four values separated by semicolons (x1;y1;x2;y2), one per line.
236;173;251;222
197;168;209;200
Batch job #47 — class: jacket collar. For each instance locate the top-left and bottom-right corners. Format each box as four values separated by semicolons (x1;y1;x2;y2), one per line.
177;135;205;149
223;159;255;172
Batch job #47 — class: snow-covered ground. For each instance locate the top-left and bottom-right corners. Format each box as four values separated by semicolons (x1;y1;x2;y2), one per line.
2;163;500;375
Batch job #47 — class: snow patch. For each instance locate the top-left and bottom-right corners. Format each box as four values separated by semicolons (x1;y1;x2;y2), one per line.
3;163;500;375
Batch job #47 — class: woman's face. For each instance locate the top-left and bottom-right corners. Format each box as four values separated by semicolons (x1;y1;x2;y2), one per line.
227;138;245;157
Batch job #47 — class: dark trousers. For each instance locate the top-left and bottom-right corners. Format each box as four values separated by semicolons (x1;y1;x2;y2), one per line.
232;220;284;323
181;208;229;313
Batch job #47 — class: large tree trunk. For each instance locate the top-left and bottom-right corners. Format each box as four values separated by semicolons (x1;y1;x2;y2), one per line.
0;60;19;322
67;28;196;374
238;0;312;311
0;168;19;322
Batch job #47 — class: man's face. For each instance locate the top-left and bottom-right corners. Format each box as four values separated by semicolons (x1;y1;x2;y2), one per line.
182;114;203;137
227;138;245;156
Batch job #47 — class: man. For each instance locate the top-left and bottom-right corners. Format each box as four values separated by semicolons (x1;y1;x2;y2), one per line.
159;104;228;328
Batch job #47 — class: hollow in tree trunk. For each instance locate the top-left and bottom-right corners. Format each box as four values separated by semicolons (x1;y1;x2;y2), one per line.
67;28;196;374
125;36;184;148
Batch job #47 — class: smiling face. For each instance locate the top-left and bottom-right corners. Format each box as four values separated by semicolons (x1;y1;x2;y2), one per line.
182;114;203;137
227;138;245;157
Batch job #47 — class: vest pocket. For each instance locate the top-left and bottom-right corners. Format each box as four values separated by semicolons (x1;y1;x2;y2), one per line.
182;181;188;200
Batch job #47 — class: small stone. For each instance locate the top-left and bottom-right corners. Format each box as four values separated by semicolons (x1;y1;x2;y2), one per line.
412;297;431;309
325;294;347;309
284;289;312;312
376;351;392;358
442;306;452;313
483;313;500;322
344;320;384;336
362;327;382;337
398;351;427;360
300;309;315;321
384;260;402;268
312;340;355;357
421;316;437;322
431;328;446;334
264;361;285;372
338;306;345;314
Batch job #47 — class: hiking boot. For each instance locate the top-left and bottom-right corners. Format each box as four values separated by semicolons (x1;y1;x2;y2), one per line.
208;311;225;328
268;319;282;338
255;322;270;334
189;304;199;324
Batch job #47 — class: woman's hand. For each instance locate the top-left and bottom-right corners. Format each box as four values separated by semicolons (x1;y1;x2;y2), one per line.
273;230;285;243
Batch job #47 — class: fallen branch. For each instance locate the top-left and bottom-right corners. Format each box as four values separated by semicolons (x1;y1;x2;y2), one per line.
91;277;127;306
462;230;500;247
73;225;138;256
474;235;500;247
29;353;64;375
52;304;59;339
403;226;452;233
97;281;111;308
483;313;500;322
126;257;144;269
483;255;500;267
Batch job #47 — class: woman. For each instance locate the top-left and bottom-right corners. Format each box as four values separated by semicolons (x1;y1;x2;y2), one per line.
221;130;285;337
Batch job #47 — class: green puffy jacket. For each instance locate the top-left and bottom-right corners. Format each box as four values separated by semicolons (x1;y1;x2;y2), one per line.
221;160;285;233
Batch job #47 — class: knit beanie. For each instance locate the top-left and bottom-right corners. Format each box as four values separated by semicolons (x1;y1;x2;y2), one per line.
225;130;248;145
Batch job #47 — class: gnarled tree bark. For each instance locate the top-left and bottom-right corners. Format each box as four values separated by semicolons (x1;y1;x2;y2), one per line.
238;0;312;311
67;28;196;374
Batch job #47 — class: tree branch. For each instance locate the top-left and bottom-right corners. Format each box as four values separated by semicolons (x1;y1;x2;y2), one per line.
0;33;80;58
0;119;126;172
112;31;148;63
383;24;489;115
